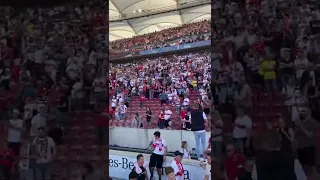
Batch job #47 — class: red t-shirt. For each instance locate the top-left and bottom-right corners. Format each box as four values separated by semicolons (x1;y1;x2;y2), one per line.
140;96;146;102
224;154;245;180
180;110;187;119
0;149;14;171
109;107;114;115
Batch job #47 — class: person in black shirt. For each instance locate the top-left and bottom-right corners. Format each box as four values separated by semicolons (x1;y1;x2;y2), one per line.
131;154;148;180
129;171;139;180
276;117;294;153
146;107;152;127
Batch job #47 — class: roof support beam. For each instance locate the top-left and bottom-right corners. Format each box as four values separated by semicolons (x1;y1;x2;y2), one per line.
175;0;184;24
110;0;125;18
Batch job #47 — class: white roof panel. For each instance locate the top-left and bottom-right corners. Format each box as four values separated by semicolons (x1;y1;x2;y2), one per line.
109;0;210;41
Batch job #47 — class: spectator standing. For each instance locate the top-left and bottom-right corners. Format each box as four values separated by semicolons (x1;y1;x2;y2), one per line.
232;106;252;154
224;143;245;180
19;138;33;180
118;102;127;120
0;139;14;180
190;103;207;159
211;111;224;160
236;158;254;180
149;131;167;180
32;127;56;180
171;151;185;180
7;109;23;156
30;106;47;139
164;106;173;129
183;96;190;109
295;108;319;178
96;108;109;144
158;110;165;129
146;107;152;127
252;131;307;180
275;117;294;153
159;91;167;107
258;56;277;92
182;111;191;130
234;79;252;108
131;113;143;128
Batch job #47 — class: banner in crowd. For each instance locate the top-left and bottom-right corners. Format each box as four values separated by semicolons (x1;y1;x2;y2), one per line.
109;154;205;180
139;40;211;55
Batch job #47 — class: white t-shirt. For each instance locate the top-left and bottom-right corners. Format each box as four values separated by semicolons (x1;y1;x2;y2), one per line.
171;159;184;180
183;98;190;106
8;119;23;143
111;98;117;107
164;110;173;120
30;114;46;136
32;136;55;163
152;138;167;155
119;105;127;114
180;148;191;159
233;115;252;139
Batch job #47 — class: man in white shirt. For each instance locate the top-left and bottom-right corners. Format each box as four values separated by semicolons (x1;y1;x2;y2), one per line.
118;102;127;120
164;107;173;129
149;131;167;180
7;109;23;155
30;106;47;138
111;96;117;111
183;97;190;109
171;151;185;180
232;106;252;153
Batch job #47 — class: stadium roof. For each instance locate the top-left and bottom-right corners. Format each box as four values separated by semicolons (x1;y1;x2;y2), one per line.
109;0;211;41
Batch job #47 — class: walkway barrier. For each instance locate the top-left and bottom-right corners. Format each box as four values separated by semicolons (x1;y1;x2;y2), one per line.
109;149;206;180
109;127;211;152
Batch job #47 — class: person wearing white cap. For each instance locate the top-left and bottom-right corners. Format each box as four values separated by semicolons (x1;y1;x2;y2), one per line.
7;109;23;155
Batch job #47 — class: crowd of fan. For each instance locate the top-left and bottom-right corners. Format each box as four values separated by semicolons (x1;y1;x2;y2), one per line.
109;20;211;57
109;50;211;129
0;1;108;179
210;0;320;180
115;0;320;180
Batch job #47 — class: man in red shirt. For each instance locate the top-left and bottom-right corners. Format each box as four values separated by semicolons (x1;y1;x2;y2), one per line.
96;107;109;145
139;95;146;107
180;107;188;129
0;139;14;179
